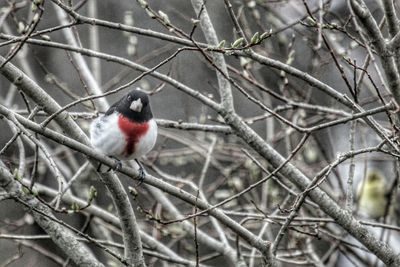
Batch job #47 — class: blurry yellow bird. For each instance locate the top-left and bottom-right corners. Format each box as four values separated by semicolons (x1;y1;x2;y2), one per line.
357;170;388;219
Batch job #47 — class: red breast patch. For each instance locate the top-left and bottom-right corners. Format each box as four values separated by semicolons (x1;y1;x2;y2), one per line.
118;115;149;156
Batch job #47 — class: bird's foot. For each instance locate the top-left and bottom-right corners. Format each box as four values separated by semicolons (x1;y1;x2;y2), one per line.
96;157;122;173
96;162;103;172
135;159;145;185
109;156;122;172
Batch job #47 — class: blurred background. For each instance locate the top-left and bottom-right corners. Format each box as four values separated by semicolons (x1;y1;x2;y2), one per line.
1;0;399;266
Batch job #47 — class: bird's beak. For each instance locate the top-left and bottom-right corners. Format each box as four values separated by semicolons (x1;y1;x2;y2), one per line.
130;98;143;112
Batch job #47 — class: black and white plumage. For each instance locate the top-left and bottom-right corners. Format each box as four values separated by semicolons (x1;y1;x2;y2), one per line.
90;89;157;177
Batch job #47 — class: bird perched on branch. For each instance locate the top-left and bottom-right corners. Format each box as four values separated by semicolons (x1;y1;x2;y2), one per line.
90;88;157;181
357;170;388;219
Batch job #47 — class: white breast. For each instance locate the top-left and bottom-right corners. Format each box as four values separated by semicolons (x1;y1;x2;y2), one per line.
131;119;157;159
90;113;126;157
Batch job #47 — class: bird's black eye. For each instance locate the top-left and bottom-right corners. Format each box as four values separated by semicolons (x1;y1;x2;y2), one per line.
127;95;132;101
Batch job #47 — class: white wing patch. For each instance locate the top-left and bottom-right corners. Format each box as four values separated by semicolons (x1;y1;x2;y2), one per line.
90;113;126;157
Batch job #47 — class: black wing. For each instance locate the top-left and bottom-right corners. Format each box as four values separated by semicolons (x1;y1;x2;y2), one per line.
104;101;119;116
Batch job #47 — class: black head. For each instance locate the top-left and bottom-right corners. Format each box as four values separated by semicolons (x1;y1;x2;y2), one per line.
107;89;153;122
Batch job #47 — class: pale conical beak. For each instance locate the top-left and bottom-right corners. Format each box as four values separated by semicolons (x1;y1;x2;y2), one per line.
130;98;143;112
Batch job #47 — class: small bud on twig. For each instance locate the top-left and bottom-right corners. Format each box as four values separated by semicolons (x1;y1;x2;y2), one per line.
137;0;148;8
218;40;226;48
250;32;260;44
231;37;244;48
158;11;171;24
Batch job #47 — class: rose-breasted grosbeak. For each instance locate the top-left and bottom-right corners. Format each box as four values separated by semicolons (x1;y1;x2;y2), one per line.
90;88;157;180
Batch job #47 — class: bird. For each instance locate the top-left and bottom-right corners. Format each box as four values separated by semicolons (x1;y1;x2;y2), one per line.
357;170;388;219
90;88;157;182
